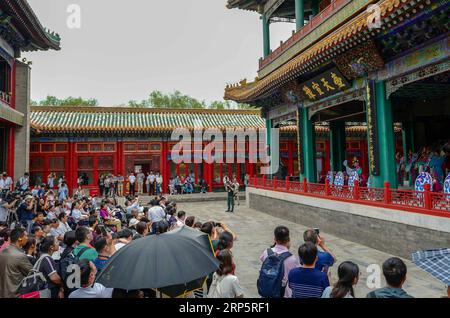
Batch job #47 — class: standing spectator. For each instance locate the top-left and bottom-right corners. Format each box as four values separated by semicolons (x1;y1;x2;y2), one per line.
68;259;113;298
128;173;136;196
156;172;163;195
137;170;145;195
18;172;30;193
303;229;336;273
47;172;55;189
104;175;111;198
322;261;360;298
98;174;105;197
366;257;414;298
74;186;84;197
208;250;244;298
58;182;69;202
117;173;124;197
0;227;33;298
145;173;151;195
232;176;240;206
73;227;98;262
225;179;235;213
0;172;13;197
0;228;11;253
259;226;300;298
288;242;330;298
37;236;63;298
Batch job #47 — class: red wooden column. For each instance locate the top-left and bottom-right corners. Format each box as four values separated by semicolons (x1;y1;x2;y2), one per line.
207;163;213;192
161;141;168;193
68;142;76;194
7;127;15;178
288;141;294;176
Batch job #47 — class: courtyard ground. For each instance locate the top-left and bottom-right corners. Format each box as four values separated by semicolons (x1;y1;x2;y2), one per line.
174;199;445;298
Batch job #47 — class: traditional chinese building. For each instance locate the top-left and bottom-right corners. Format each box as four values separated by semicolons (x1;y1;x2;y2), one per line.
0;0;60;179
224;0;450;188
28;106;394;194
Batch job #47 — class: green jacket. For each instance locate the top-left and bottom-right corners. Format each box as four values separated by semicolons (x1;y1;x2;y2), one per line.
367;287;414;298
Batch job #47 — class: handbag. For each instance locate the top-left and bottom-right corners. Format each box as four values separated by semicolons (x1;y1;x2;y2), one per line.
19;255;51;298
207;274;223;298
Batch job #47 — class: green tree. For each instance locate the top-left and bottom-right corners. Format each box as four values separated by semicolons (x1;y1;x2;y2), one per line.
33;95;98;106
128;90;255;110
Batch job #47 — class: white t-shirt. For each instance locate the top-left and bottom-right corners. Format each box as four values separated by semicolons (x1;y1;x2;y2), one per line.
208;273;244;298
115;242;126;250
71;209;83;222
148;206;165;223
69;283;113;298
129;175;136;184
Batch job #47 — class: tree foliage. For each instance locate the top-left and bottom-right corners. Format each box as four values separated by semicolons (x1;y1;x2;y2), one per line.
31;95;98;107
128;90;253;109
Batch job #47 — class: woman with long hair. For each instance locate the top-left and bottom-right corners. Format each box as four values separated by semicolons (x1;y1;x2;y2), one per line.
207;250;244;298
322;261;360;298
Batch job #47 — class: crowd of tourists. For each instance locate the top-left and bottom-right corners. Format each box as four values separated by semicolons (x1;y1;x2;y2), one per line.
0;170;448;299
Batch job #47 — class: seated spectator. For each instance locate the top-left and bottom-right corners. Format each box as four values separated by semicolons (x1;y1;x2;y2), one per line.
193;222;202;229
303;229;336;273
288;242;330;298
176;211;186;227
115;229;133;250
37;236;64;298
322;261;359;298
0;228;11;253
208;250;244;298
93;236;116;274
259;226;300;298
185;216;195;228
32;211;46;228
23;236;38;265
133;222;148;240
366;257;414;298
99;203;122;232
73;227;98;262
68;259;113;298
152;220;169;235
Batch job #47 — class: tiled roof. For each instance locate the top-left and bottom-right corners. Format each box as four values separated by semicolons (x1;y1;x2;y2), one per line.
30;106;265;133
224;0;415;102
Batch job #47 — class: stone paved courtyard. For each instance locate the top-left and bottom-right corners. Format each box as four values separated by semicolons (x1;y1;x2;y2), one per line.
176;199;445;298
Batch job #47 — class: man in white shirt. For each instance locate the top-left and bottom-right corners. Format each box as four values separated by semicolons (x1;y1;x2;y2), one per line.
69;260;113;298
147;200;165;223
175;210;186;227
128;173;136;196
114;229;133;251
148;171;156;196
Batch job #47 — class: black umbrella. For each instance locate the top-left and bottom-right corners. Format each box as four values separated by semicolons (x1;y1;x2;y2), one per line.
96;226;219;297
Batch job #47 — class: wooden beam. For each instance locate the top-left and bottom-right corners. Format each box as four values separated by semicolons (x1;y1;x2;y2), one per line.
264;0;286;18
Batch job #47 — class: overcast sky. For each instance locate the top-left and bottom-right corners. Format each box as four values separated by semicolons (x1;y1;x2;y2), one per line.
24;0;293;105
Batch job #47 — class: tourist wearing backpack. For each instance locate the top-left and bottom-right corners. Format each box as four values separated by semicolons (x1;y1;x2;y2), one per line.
258;226;300;298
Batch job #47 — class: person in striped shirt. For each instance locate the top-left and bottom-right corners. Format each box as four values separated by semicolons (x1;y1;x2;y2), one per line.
288;242;330;298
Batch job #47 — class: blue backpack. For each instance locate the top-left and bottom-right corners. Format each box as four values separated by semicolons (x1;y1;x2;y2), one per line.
257;248;292;298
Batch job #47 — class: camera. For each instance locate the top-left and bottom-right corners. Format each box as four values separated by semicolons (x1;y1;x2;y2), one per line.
313;228;320;236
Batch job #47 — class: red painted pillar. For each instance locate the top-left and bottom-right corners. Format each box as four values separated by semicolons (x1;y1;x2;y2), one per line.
67;142;75;195
162;141;168;194
424;183;432;210
384;181;391;205
325;179;331;196
7;127;15;178
208;163;213;192
288;141;294;176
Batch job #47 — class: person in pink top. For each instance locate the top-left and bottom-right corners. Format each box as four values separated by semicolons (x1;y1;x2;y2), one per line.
99;203;121;231
260;226;300;297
